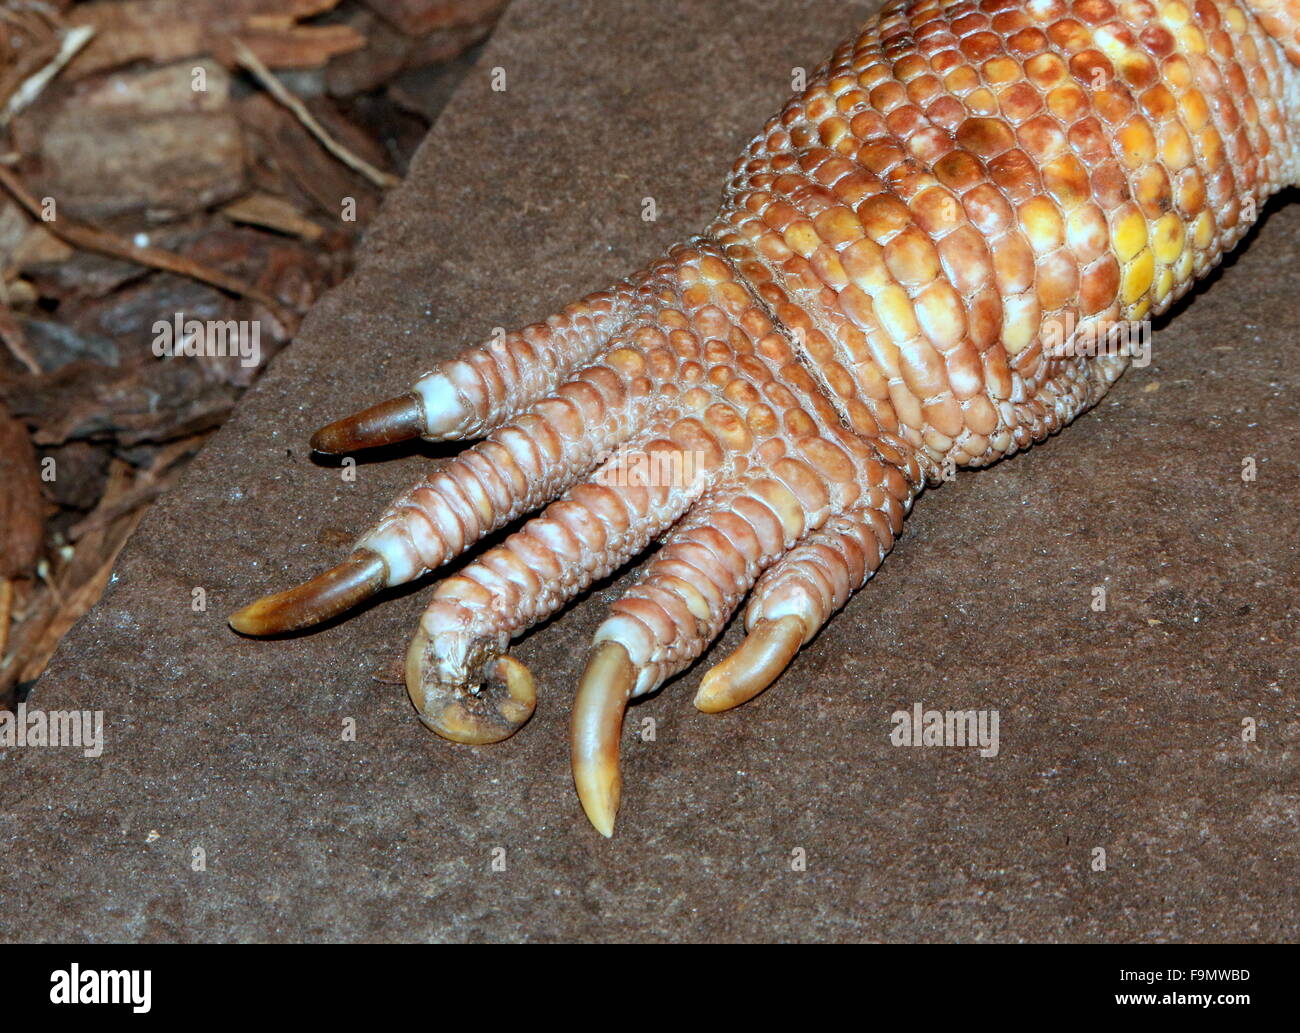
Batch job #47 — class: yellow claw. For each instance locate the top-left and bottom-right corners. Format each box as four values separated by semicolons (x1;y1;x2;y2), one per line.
570;641;635;837
694;615;806;713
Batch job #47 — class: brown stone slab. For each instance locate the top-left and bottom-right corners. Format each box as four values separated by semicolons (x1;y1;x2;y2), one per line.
1;0;1297;941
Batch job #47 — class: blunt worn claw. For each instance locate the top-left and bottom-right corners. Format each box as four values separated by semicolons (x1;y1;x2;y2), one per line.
694;615;807;714
405;626;537;745
310;393;428;454
570;641;636;837
311;368;480;453
229;550;387;635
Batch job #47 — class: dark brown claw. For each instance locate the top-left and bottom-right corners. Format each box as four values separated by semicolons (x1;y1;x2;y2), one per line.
310;394;428;454
229;550;387;635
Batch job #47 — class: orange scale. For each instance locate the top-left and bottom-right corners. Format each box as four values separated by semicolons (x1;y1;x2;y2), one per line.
858;141;909;175
831;171;882;209
951;13;991;36
802;330;838;365
1046;83;1089;122
858;192;915;240
909;126;956;164
1024;51;1069;88
1065;203;1109;261
992;236;1037;296
772;458;832;515
910;185;965;236
1193;0;1220;29
1115;117;1158;168
963;183;1017;236
993;10;1034;34
999;82;1044;123
1018;115;1068;164
779;362;820;397
946;340;987;399
702;339;734;367
1140;84;1177;123
939;227;995;293
1159;123;1195;172
1047;18;1092;52
869;80;910;112
847;121;893;164
924;94;967;130
1072;0;1118;23
942;63;982;95
775;302;816;339
933;149;986;191
821;361;858;400
893;53;931;81
798;436;858;483
1098;86;1137;124
988;149;1042;203
883;225;943;286
906;74;943;105
1133;165;1174;219
790;126;817;149
956;116;1018;158
745;404;779;439
680;284;712;310
920;31;960;58
1041;153;1092;209
960;31;1004;62
1088;162;1130;210
782;408;819;438
1140;24;1176;57
983;56;1025;85
837;284;879;330
1035;251;1080;311
1078;257;1121;315
820;118;855;150
814;156;859;186
1067;48;1112;84
804;93;836;123
884;105;931;138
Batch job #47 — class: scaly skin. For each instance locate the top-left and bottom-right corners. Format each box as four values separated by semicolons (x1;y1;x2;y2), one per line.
231;0;1300;836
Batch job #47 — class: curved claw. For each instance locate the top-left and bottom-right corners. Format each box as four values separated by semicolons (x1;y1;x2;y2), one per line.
694;615;806;713
405;626;537;745
229;550;387;635
570;641;636;837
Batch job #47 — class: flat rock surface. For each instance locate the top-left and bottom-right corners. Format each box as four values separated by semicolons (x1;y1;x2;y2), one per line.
2;0;1297;942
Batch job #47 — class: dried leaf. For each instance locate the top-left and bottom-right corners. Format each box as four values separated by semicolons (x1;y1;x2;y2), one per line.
221;191;324;241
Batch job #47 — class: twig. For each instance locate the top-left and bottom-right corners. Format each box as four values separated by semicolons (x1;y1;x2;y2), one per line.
0;24;94;127
0;576;12;666
0;164;299;334
231;37;401;190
